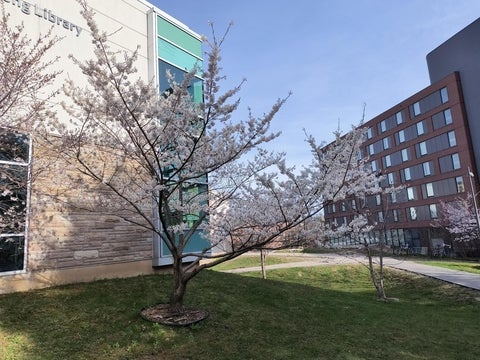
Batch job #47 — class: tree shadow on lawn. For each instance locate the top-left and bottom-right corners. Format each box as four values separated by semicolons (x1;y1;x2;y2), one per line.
0;266;479;360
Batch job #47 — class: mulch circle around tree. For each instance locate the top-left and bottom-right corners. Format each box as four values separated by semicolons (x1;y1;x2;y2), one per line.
140;304;209;327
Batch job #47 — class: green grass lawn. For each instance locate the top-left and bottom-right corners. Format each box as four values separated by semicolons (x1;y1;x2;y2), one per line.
417;259;480;274
1;265;479;360
211;254;308;271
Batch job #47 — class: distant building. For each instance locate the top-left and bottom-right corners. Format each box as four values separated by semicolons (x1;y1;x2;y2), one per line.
325;19;480;255
0;0;205;293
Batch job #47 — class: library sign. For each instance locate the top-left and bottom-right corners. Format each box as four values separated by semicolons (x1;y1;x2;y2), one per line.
4;0;83;37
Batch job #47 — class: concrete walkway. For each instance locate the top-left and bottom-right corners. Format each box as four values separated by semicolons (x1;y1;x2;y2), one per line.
222;253;480;291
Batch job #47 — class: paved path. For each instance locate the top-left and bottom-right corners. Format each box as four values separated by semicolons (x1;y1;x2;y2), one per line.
222;253;480;291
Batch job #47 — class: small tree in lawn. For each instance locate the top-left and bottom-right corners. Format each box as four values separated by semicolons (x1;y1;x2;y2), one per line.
50;1;364;325
324;134;402;301
437;195;480;257
0;4;60;239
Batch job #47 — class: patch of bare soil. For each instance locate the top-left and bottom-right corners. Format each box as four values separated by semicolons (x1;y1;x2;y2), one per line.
140;304;208;326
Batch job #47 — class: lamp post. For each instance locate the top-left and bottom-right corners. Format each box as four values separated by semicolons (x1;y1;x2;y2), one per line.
467;167;480;229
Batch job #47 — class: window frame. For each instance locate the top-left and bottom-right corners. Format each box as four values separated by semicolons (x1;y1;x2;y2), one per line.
0;129;32;275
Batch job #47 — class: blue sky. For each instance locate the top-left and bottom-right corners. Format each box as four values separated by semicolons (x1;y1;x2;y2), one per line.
151;0;480;167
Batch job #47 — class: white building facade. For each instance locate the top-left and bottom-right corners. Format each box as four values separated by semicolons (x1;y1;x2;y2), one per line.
0;0;204;293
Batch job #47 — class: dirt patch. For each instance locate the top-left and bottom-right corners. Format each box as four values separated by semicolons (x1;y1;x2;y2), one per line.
140;304;208;326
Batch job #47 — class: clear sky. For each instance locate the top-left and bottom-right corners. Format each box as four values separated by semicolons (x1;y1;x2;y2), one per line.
151;0;480;167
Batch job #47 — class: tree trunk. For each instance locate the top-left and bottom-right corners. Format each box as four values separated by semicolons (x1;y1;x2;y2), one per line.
169;257;187;313
260;249;267;279
365;242;387;301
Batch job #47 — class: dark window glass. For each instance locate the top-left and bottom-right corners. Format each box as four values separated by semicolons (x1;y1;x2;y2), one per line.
0;236;25;272
158;60;203;102
0;129;30;273
0;130;30;163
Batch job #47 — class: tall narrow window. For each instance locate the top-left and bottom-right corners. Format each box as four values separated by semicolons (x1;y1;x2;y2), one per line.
375;194;382;206
393;209;399;222
377;211;384;222
383;137;390;150
440;87;449;103
371;160;378;172
419;141;427;156
368;144;375;156
396;111;403;125
444;109;453;125
407;186;415;200
452;153;460;170
380;120;387;133
423;161;432;176
455;176;465;193
409;207;417;220
425;183;434;197
401;148;409;162
0;129;31;273
416;121;425;136
448;131;456;147
385;155;391;168
367;127;373;139
398;130;405;143
404;167;411;181
387;172;395;185
413;102;421;116
390;191;397;203
429;204;438;219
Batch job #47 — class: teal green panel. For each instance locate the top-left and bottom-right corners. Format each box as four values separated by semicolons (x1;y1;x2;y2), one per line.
158;38;202;72
193;80;203;103
157;16;202;57
161;230;210;256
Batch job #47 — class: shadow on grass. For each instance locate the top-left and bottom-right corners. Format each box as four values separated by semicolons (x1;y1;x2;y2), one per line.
0;265;479;359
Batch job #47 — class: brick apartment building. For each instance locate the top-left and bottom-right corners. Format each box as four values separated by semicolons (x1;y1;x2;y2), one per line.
324;18;480;255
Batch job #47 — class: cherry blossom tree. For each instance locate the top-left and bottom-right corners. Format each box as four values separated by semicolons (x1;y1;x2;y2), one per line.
0;3;60;133
437;195;480;257
48;1;364;324
324;139;403;301
0;3;60;263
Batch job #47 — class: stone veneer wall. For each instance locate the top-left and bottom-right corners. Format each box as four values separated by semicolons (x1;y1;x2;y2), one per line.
0;139;160;294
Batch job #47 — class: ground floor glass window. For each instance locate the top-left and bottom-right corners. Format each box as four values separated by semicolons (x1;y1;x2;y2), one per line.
0;129;30;273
